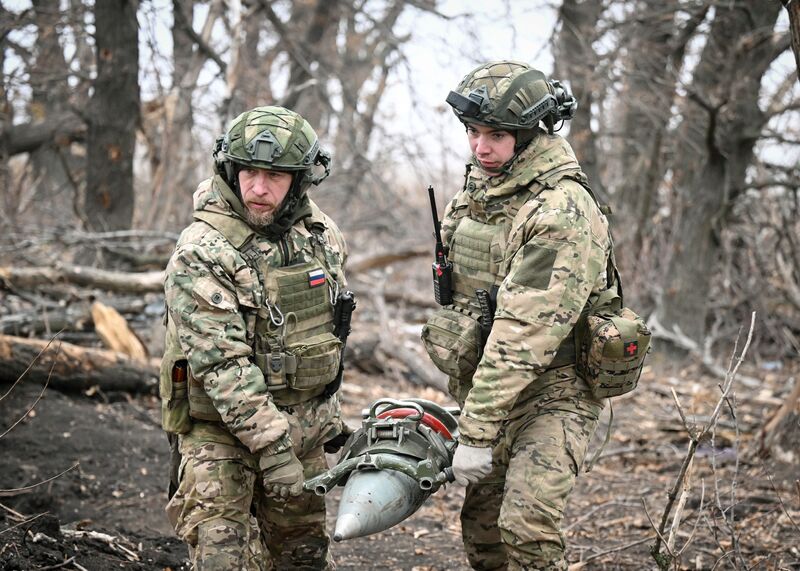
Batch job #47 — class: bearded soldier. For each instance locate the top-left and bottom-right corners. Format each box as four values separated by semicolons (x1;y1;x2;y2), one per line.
421;61;613;570
161;106;350;570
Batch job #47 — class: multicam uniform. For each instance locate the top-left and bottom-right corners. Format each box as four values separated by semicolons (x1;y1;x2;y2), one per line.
162;174;347;570
423;129;611;570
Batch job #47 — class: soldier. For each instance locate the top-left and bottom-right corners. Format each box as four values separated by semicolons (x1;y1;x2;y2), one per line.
160;106;350;570
421;61;613;570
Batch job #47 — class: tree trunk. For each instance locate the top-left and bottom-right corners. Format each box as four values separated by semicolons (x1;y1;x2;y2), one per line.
30;0;79;228
0;264;163;293
83;0;140;246
659;3;783;343
281;0;341;129
0;334;157;394
786;0;800;83
610;2;708;269
553;0;605;201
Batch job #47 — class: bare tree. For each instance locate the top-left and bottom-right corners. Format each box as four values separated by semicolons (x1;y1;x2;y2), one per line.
784;0;800;82
553;0;606;202
657;3;787;343
138;0;224;231
83;0;140;247
28;0;77;225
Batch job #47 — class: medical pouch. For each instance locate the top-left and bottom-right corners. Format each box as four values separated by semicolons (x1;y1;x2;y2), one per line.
577;289;651;398
421;306;483;379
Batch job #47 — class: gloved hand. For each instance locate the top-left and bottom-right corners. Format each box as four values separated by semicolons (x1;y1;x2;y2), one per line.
323;423;355;454
451;443;492;486
260;449;305;499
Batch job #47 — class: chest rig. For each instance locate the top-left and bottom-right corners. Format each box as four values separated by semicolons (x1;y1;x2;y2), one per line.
422;165;586;384
183;208;344;422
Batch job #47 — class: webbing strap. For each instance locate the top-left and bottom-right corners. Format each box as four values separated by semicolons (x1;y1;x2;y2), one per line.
584;400;613;473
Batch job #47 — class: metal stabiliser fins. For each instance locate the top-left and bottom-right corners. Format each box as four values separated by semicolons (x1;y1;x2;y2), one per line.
303;398;459;541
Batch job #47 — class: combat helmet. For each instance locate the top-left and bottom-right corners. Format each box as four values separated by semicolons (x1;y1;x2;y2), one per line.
213;105;331;195
445;61;576;145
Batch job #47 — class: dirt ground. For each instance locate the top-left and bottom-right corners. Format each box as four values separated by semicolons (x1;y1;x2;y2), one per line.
1;359;799;570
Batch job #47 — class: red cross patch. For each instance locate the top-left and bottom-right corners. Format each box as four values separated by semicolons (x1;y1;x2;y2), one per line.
624;341;638;357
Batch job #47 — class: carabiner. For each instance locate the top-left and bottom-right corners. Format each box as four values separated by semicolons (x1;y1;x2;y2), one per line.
267;301;284;327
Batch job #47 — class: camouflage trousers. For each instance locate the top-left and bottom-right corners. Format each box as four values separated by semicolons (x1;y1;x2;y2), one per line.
457;366;604;571
165;395;342;570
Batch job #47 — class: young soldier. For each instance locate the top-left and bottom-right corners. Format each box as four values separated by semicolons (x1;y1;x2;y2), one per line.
161;106;349;570
422;61;611;570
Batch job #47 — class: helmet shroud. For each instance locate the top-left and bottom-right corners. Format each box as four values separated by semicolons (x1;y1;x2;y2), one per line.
445;60;577;147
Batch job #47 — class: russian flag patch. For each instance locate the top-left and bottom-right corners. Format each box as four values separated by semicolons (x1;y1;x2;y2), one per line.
308;268;326;288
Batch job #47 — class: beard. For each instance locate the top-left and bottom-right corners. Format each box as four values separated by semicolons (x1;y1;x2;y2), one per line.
244;206;276;227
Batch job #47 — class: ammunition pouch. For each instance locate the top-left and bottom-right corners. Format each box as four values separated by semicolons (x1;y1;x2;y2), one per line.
421;305;483;380
576;288;651;399
160;324;193;434
255;334;342;391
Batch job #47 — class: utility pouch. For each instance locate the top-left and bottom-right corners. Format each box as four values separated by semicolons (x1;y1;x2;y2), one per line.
421;306;482;379
285;332;342;390
577;289;651;399
159;355;193;434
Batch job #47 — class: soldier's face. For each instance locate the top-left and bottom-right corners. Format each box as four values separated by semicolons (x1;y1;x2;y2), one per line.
239;167;293;226
466;123;516;175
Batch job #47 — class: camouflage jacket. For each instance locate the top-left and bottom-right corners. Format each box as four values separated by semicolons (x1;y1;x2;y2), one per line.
164;176;348;455
442;132;610;446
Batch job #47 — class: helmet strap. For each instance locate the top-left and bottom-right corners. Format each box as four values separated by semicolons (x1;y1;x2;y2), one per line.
226;161;243;199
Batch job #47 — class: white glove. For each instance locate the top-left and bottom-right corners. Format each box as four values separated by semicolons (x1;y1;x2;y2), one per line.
451;443;493;486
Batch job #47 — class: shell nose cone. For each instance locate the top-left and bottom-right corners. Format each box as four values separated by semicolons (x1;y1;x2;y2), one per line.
332;514;358;542
332;468;428;541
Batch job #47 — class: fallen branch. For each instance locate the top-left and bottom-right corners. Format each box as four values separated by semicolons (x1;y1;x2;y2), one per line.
647;313;761;388
758;376;800;454
0;334;158;393
0;264;163;294
61;529;140;561
90;301;149;361
372;283;447;392
347;247;427;275
568;534;656;570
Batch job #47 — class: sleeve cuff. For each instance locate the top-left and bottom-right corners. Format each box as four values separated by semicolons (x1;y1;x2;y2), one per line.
258;432;293;456
457;414;503;447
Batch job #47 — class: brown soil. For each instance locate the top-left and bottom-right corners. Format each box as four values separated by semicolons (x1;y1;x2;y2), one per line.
1;362;798;570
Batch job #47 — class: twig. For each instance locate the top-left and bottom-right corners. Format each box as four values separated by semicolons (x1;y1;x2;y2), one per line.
0;346;57;439
647;313;760;388
0;331;61;403
670;388;696;439
567;534;655;569
36;556;76;570
650;313;757;568
667;455;693;554
563;499;637;532
0;463;79;497
0;512;48;536
0;501;26;521
642;497;676;561
766;473;800;534
675;479;706;558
